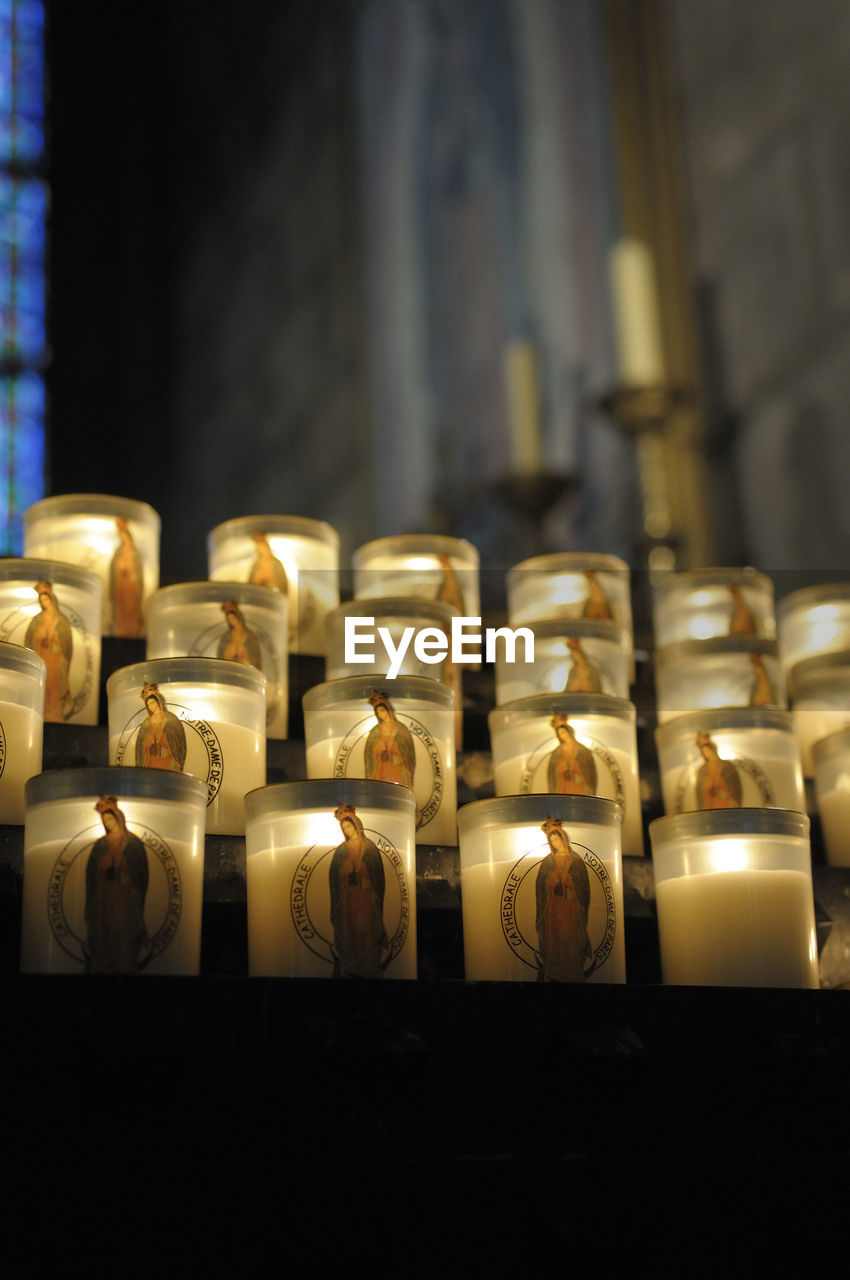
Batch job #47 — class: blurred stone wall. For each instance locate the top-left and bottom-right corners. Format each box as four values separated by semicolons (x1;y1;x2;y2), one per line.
669;0;850;589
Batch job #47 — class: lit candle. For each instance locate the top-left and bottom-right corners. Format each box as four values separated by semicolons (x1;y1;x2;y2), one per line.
302;675;457;846
787;652;850;777
654;638;785;724
106;657;266;835
23;493;160;638
777;582;850;678
457;795;625;983
506;552;633;665
0;558;103;726
655;708;805;816
608;237;665;386
352;534;480;623
503;338;543;475
0;642;46;825
145;581;289;740
494;619;629;706
649;809;818;988
488;693;643;858
244;779;417;978
20;767;208;975
813;730;850;866
207;514;339;656
652;568;775;647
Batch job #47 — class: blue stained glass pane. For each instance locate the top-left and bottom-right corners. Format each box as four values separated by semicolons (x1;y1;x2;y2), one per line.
0;374;44;553
1;1;45;550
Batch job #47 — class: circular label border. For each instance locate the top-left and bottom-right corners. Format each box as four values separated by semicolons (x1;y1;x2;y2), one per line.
114;702;224;806
288;827;411;971
499;839;617;978
46;819;183;968
673;752;774;813
334;712;443;830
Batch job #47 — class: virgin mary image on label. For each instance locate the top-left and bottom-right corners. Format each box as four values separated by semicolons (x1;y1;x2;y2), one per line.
135;683;187;772
109;517;144;637
535;817;592;982
695;731;742;809
26;579;73;722
248;531;288;593
85;796;150;974
364;690;415;790
564;636;602;693
329;804;389;979
217;599;262;670
547;714;597;796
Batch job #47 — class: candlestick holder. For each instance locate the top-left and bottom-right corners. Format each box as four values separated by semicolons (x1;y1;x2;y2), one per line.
597;383;692;576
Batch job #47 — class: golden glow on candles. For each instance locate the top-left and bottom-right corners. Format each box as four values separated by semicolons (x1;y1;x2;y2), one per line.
457;797;626;983
21;773;207;975
650;811;818;988
245;782;417;979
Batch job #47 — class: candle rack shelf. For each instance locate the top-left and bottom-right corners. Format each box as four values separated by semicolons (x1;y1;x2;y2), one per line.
3;641;850;1267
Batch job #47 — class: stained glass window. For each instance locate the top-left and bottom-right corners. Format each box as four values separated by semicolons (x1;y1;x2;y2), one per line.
0;0;46;553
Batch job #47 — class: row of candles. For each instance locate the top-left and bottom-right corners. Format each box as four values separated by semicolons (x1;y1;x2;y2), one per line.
3;493;850;989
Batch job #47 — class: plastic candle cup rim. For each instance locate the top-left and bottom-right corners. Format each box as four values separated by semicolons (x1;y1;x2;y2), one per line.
22;493;161;530
352;533;479;568
25;764;209;808
244;777;417;823
302;673;455;713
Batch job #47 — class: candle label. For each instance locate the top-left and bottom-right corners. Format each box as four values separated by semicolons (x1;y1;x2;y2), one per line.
581;571;615;620
749;652;779;707
45;796;182;974
110;518;145;637
518;717;626;814
245;531;307;647
114;683;223;807
436;556;466;613
728;585;757;636
499;819;617;982
287;804;411;978
188;604;282;730
1;581;96;723
564;637;603;693
333;691;443;830
673;731;773;811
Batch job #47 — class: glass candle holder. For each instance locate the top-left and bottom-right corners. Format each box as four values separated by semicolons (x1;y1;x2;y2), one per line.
494;618;628;706
649;808;818;989
106;656;266;835
325;597;459;685
787;651;850;777
487;693;643;857
207;514;339;655
456;794;625;983
22;493;160;638
352;534;480;621
0;558;102;725
777;582;850;676
21;766;208;975
244;778;417;979
655;708;805;816
145;581;289;740
302;675;457;846
651;567;775;647
812;729;850;867
506;552;633;661
0;641;46;825
654;637;785;724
